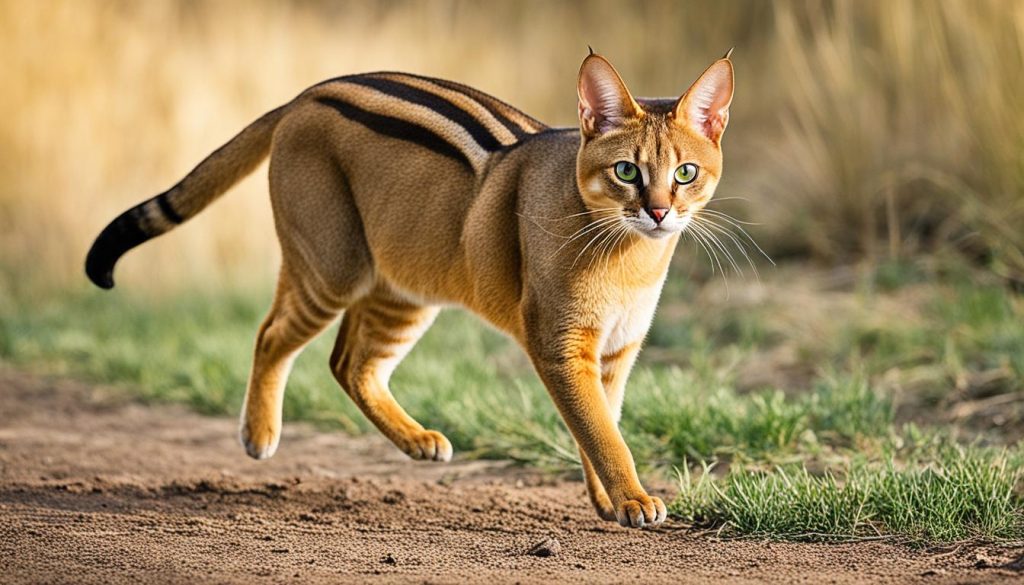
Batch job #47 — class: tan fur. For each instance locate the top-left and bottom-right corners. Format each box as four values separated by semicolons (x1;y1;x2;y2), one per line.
86;53;734;528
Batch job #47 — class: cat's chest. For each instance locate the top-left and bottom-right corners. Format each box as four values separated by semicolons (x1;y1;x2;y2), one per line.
600;282;665;356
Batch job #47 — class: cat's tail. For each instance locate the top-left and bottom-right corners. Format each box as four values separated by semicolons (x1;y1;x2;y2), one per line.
85;105;289;289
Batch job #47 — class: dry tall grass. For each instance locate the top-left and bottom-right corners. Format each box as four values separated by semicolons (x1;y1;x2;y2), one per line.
761;1;1024;278
0;0;1020;293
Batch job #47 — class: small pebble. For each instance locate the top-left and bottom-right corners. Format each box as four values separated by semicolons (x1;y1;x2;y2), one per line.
527;537;561;558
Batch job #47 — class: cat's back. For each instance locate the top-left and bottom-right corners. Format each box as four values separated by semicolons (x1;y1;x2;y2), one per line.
304;71;550;175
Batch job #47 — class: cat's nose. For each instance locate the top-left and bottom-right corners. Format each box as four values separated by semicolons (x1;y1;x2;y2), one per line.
646;207;669;224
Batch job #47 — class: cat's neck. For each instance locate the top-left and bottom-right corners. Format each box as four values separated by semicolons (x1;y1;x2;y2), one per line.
600;230;680;289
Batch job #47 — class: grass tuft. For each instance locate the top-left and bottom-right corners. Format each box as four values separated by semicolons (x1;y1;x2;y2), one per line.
673;447;1024;543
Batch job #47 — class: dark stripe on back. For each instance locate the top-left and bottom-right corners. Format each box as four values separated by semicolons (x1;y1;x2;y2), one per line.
315;97;472;168
408;75;543;141
346;76;503;151
156;192;183;223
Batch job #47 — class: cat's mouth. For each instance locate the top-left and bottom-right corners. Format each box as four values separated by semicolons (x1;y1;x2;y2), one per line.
625;209;691;239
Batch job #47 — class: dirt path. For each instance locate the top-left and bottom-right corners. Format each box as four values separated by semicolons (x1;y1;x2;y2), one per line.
1;370;1020;584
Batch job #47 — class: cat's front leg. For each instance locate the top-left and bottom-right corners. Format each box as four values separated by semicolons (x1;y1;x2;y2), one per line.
524;323;666;528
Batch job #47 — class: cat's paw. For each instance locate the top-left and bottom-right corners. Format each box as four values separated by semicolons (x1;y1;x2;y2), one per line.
399;429;452;462
592;497;618;522
614;494;667;528
239;421;279;460
585;483;618;521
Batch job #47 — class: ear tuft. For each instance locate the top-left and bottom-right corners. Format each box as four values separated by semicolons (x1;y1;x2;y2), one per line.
577;55;642;137
674;59;734;144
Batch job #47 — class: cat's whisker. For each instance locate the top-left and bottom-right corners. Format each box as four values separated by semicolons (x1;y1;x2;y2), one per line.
562;213;621;242
544;207;623;222
599;224;630;275
518;213;569;239
526;209;623;256
695;216;761;280
572;220;621;269
583;221;625;271
609;225;633;279
617;229;636;284
590;224;615;272
701;208;762;226
590;221;629;272
698;210;775;266
684;228;717;276
518;207;624;237
593;224;622;274
691;221;739;275
587;231;610;272
689;223;730;296
555;215;621;253
546;214;622;262
690;221;736;288
706;196;753;204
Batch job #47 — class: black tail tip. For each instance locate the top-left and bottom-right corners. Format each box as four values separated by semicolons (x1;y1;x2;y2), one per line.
84;208;154;290
85;244;116;290
85;263;115;289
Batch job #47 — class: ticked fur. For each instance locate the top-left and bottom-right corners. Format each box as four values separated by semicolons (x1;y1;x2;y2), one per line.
85;52;735;528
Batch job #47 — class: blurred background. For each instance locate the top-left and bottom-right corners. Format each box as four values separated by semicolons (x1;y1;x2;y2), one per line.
1;1;1022;472
2;0;1021;291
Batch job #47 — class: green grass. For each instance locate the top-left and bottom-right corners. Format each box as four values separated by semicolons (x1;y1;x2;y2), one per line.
672;447;1024;543
1;261;1023;543
0;285;903;468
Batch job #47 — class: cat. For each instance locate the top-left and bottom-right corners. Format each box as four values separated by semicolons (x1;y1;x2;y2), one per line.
86;50;734;528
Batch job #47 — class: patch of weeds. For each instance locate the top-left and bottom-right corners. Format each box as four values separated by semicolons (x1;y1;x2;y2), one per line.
872;258;928;292
622;367;894;465
830;275;1023;404
809;370;895;446
672;446;1024;543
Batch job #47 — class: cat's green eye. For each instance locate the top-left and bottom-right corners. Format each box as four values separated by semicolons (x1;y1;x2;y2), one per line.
614;161;640;184
674;163;699;185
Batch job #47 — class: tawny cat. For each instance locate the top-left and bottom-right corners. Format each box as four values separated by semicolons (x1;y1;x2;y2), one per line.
86;51;734;528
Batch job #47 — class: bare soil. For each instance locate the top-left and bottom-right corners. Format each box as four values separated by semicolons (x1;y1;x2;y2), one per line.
1;369;1021;584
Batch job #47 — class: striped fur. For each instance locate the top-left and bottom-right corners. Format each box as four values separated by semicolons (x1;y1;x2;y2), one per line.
85;75;542;288
85;54;735;529
315;72;546;173
85;106;287;288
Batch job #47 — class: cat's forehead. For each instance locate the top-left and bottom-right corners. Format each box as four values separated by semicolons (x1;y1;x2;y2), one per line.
629;99;719;169
635;97;677;115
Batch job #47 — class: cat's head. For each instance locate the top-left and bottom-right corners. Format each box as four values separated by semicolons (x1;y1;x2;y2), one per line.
575;51;734;239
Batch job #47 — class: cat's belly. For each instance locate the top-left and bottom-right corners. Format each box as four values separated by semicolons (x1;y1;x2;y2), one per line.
379;273;524;339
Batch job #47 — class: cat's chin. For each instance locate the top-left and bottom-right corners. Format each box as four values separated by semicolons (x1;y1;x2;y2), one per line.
627;219;685;240
625;211;691;239
635;225;678;239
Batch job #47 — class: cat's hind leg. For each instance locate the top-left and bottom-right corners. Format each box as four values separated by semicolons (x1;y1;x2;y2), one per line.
330;289;449;461
239;267;348;459
241;109;375;460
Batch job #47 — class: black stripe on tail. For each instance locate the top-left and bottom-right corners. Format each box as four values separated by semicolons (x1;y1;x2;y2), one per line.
85;194;178;289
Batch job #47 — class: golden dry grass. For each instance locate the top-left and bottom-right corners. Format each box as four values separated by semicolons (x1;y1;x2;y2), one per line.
0;0;1021;293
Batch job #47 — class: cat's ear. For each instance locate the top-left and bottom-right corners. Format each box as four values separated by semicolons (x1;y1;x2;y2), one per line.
673;56;734;144
577;53;643;138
